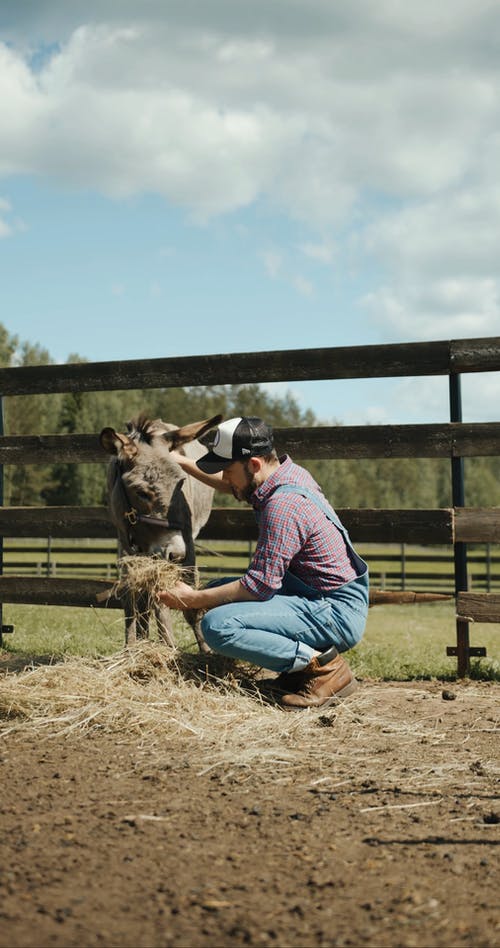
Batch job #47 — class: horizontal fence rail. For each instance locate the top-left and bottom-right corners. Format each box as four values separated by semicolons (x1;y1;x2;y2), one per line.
0;505;457;543
1;422;500;464
0;576;122;609
1;505;499;543
1;336;499;396
457;592;500;623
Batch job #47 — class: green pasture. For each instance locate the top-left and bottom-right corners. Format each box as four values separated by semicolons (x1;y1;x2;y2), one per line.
1;599;498;682
1;540;498;679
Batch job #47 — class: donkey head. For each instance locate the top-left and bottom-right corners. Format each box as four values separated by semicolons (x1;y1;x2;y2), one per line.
99;414;222;560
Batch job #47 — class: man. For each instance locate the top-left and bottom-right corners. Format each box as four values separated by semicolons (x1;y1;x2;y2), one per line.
158;416;369;710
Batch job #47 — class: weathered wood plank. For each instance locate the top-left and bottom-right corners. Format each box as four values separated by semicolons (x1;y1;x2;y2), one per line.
338;509;454;544
0;576;122;609
197;507;454;544
451;337;500;373
454;508;500;543
457;592;500;623
0;434;105;465
0;507;116;538
274;423;500;459
0;505;454;543
0;338;498;398
0;575;455;610
2;422;500;465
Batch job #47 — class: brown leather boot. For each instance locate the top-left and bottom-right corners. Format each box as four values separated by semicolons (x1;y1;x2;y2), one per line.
257;669;306;703
280;645;358;710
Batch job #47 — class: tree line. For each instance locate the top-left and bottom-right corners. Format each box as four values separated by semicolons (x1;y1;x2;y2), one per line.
1;322;499;511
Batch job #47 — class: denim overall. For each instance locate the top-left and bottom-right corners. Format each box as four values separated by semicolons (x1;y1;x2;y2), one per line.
201;485;369;673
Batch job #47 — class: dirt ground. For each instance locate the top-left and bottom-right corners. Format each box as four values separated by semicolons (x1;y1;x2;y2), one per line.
0;661;498;948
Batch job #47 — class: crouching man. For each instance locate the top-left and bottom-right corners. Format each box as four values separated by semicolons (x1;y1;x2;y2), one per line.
158;417;369;710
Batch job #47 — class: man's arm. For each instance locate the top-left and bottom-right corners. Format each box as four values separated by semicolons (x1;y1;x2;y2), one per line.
157;578;258;610
170;450;232;493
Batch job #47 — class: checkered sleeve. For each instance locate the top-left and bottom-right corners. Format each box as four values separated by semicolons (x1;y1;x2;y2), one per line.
240;493;313;599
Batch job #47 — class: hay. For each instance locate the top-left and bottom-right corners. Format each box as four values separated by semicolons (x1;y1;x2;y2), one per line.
101;555;198;607
117;555;195;596
0;643;498;791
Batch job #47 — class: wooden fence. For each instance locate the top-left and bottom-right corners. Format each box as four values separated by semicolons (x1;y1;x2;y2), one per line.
1;335;500;675
3;542;500;593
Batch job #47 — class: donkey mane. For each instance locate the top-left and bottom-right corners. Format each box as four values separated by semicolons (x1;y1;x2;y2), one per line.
128;414;171;444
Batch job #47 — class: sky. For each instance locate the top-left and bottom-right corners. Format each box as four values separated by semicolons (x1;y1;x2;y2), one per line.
0;0;499;426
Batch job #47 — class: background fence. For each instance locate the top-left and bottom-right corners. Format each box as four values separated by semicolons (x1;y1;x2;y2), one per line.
3;540;500;593
1;335;500;675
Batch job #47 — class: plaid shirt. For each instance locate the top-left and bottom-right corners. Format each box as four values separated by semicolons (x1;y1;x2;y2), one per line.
240;455;357;600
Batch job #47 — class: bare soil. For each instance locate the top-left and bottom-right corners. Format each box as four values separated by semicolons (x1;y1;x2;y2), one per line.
0;667;498;948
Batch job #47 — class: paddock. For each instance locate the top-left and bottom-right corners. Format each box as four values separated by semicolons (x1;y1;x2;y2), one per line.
1;337;499;948
1;335;500;674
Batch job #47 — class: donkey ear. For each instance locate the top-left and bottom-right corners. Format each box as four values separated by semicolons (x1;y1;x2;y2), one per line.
100;427;136;456
166;414;223;449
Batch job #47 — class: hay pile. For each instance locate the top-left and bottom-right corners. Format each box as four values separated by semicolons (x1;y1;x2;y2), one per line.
0;643;498;791
0;645;314;774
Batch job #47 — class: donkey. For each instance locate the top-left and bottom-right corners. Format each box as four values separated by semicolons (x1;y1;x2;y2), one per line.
99;413;222;651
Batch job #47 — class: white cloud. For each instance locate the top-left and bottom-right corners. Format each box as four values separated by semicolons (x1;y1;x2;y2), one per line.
361;184;500;339
362;278;499;339
0;195;26;238
0;196;11;237
291;274;314;298
1;1;500;346
2;3;499;222
300;241;335;264
260;248;315;298
261;249;282;279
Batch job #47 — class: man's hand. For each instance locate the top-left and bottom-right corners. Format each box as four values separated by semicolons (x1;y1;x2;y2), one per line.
157;581;198;610
158;578;258;612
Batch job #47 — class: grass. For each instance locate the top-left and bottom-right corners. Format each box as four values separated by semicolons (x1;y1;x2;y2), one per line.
1;599;498;681
353;602;499;681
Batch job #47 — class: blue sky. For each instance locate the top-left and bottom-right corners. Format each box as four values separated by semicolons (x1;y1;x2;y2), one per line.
1;1;499;426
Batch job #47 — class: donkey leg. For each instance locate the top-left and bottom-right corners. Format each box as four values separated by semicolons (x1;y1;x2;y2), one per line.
124;592;150;644
183;608;211;654
180;558;211;654
154;602;176;648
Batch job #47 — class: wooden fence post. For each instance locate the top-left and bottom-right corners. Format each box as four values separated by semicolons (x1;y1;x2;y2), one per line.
0;395;13;646
448;373;471;676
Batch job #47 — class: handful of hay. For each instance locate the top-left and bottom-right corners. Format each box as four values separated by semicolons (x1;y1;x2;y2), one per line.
98;555;198;607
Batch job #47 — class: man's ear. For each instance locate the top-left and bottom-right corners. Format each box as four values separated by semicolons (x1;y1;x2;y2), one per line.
248;456;265;475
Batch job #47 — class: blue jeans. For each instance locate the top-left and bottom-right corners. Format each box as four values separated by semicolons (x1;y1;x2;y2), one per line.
200;571;369;673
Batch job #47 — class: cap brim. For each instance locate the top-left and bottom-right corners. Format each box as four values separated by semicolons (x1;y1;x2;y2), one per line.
196;452;234;474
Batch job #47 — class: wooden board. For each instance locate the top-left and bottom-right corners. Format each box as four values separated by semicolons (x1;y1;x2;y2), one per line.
454;507;500;543
2;422;499;465
0;505;455;543
0;576;122;609
457;592;500;623
1;337;499;397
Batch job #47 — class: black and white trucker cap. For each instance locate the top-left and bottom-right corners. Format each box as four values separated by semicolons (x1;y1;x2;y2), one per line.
196;417;274;474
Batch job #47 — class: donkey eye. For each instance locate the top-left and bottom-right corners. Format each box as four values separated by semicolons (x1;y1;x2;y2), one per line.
136;488;153;501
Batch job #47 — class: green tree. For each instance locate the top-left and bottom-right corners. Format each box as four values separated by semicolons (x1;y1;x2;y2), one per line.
1;329;62;505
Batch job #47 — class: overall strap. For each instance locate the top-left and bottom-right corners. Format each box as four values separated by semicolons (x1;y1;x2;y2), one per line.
271;484;368;578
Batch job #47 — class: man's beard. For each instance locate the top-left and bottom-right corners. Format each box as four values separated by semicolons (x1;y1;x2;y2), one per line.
231;466;258;504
